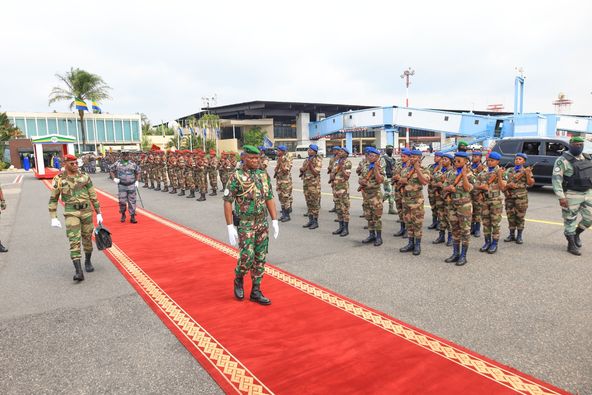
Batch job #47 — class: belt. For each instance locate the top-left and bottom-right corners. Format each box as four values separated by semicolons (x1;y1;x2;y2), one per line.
403;190;422;197
66;202;89;210
119;181;134;186
238;213;267;221
484;191;501;198
450;193;470;199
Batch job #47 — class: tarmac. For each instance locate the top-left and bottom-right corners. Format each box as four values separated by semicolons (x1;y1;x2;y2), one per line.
0;159;590;394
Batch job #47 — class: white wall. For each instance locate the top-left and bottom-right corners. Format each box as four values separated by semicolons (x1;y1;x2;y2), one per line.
393;108;462;133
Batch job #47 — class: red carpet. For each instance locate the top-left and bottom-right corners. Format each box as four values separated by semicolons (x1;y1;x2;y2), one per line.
45;181;569;395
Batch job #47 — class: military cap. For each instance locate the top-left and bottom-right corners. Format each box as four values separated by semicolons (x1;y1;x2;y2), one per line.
401;148;411;156
570;136;585;143
434;151;443;157
243;145;260;154
471;151;483;156
367;147;380;155
341;146;350;154
515;153;528;159
331;146;341;150
209;148;216;154
410;149;422;156
64;154;77;162
488;151;502;160
443;153;454;160
363;147;371;153
385;144;394;149
277;145;287;151
309;144;318;152
458;140;469;147
454;151;469;158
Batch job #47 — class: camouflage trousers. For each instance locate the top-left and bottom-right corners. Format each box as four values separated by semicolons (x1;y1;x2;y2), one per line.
168;170;177;189
481;197;503;239
160;168;169;187
402;194;425;238
427;186;436;212
185;173;196;190
363;188;383;230
235;216;269;285
177;169;186;189
208;169;217;191
434;194;450;231
118;186;137;215
142;168;150;185
334;186;350;223
448;198;473;244
219;170;228;190
383;179;394;208
505;194;528;230
64;210;93;260
196;171;207;193
394;188;404;222
303;179;321;217
471;193;483;223
561;190;592;235
276;177;293;210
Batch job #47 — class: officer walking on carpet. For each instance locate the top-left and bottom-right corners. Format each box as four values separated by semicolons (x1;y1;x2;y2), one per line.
110;150;141;223
49;154;104;282
224;145;279;305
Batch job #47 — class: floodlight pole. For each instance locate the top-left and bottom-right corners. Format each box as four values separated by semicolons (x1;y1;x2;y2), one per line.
401;67;415;148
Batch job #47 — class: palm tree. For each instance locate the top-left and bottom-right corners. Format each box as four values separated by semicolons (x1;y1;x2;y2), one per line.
48;67;111;147
0;112;24;142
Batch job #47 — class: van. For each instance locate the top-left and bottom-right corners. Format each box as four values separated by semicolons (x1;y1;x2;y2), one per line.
294;145;326;159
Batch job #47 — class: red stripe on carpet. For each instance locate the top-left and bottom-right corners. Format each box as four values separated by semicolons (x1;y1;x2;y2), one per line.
45;181;570;395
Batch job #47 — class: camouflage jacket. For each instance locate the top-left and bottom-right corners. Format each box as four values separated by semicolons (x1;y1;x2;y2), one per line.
504;166;529;198
360;161;385;191
475;166;505;197
400;164;430;195
110;160;140;185
331;158;352;191
275;155;293;180
442;168;475;200
48;171;101;219
300;156;322;182
224;169;273;218
208;156;218;170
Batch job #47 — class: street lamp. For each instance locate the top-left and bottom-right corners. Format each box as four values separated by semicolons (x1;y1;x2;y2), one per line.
400;67;415;148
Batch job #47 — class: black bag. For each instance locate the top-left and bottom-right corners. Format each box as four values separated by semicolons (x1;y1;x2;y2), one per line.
94;223;113;250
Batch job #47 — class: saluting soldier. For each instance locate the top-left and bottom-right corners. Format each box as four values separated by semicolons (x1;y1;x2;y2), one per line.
392;148;411;237
503;153;535;244
109;150;141;224
207;148;219;196
427;152;442;230
360;147;385;246
300;144;322;230
469;151;485;237
0;184;7;252
331;146;352;237
224;145;279;305
49;154;103;281
381;145;397;215
552;136;592;255
274;145;293;222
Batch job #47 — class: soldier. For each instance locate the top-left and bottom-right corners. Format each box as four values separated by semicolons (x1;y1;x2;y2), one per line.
503;153;535;244
469;151;485;237
327;146;341;214
442;152;475;266
398;150;430;255
167;151;178;194
160;151;169;193
152;151;162;191
175;151;186;196
0;184;7;252
196;150;208;201
356;147;370;221
474;151;506;254
552;136;592;255
207;148;219;196
224;145;279;305
142;152;151;188
49;154;103;281
360;147;385;246
110;150;141;224
258;146;270;174
218;151;228;191
427;152;442;230
331;146;352;237
392;148;411;237
274;145;293;222
381;145;397;215
432;153;453;245
457;140;469;152
300;144;322;230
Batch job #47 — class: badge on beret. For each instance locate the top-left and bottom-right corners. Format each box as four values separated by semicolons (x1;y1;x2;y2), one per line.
224;189;230;196
554;167;561;173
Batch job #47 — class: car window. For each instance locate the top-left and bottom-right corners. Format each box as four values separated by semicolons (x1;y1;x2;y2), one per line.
521;141;541;155
584;141;592;154
545;142;566;156
497;140;521;154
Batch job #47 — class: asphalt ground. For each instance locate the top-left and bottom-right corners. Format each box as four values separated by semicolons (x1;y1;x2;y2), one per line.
0;157;590;394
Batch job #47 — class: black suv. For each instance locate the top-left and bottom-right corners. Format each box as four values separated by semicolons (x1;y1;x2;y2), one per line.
490;137;592;186
263;148;277;160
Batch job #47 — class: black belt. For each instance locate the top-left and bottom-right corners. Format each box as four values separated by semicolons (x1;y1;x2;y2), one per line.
66;203;89;210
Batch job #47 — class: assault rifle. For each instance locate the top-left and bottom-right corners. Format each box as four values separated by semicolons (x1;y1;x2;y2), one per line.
357;160;382;192
329;158;346;184
443;166;468;202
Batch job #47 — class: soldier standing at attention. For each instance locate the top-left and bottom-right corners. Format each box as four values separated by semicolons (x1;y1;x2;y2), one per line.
196;150;208;201
327;146;340;214
356;147;370;220
49;154;104;281
176;151;187;196
168;151;178;195
382;145;397;215
224;145;279;305
184;151;197;199
392;148;411;237
300;144;322;230
0;184;7;252
331;146;352;237
360;147;385;246
442;152;475;266
474;151;506;254
110;150;141;224
218;151;228;191
207;148;218;196
431;153;452;245
552;136;592;255
503;153;535;244
427;152;442;230
469;151;485;237
398;149;430;255
274;145;293;222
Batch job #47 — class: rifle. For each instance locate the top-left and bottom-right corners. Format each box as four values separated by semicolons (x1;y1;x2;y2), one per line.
329;158;346;184
443;166;467;202
357;160;382;192
398;157;424;192
512;162;537;181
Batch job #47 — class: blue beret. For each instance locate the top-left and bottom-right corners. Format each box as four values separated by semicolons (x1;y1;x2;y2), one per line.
471;151;483;156
516;153;527;159
488;152;501;160
410;149;422;156
401;148;411;156
367;147;380;155
363;146;371;153
309;144;318;152
443;153;454;160
331;146;341;150
277;145;287;152
257;146;264;150
454;151;469;158
341;146;350;154
434;151;443;157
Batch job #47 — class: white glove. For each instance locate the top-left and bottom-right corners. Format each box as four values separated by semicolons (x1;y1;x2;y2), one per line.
51;218;62;228
227;224;239;247
272;219;279;239
113;178;120;184
134;181;139;188
96;213;104;224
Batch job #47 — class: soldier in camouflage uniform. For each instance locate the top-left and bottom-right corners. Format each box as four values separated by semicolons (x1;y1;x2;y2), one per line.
381;145;397;215
110;151;141;223
398;150;430;255
300;144;322;230
218;151;228;190
177;151;187;196
503;153;535;244
207;149;218;196
224;145;279;305
360;147;385;246
331;146;352;237
258;146;270;175
356;148;370;221
427;152;442;230
196;150;208;201
392;149;411;237
184;151;197;199
469;151;485;237
167;151;178;194
442;152;475;266
474;151;506;254
552;136;592;255
327;146;340;214
431;153;453;245
49;154;103;281
144;153;154;188
274;145;293;222
0;184;7;252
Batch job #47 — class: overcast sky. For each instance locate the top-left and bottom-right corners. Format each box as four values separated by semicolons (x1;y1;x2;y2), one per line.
2;0;591;123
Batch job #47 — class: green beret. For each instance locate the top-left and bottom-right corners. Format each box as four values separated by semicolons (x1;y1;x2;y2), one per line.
570;136;585;143
243;145;260;154
458;140;468;147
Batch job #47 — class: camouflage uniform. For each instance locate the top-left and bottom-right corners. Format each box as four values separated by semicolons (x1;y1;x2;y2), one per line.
110;159;141;216
328;155;337;212
331;156;352;225
356;157;369;219
196;153;208;196
361;162;385;232
400;164;430;239
470;161;485;235
431;164;451;244
300;155;322;220
185;154;197;197
381;154;396;214
167;153;178;193
177;154;187;194
475;166;505;242
207;154;219;194
274;153;293;214
392;161;407;227
503;167;530;233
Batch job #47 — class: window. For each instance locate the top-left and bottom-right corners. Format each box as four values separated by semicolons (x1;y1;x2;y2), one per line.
58;119;68;134
349;115;352;119
37;118;47;134
408;112;413;116
47;119;57;133
474;120;479;125
85;120;96;142
131;120;139;141
521;141;541;156
67;119;78;138
123;120;132;141
372;112;375;117
114;119;123;140
106;119;115;141
332;119;335;123
497;140;521;154
14;118;26;133
545;142;566;156
444;116;449;121
96;120;106;141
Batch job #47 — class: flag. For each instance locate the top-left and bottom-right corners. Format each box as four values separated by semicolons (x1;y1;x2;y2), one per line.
75;98;88;111
203;128;207;138
216;128;220;139
189;127;195;135
178;127;184;137
92;101;102;113
263;135;273;148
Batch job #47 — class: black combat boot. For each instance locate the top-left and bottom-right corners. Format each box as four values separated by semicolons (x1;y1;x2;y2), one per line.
287;206;292;214
0;241;8;253
169;188;177;194
480;235;491;252
515;229;524;244
309;217;319;230
120;212;126;223
84;252;94;272
250;284;271;305
278;208;286;222
470;222;475;236
504;229;516;242
304;212;310;217
399;237;415;253
196;192;206;202
488;239;498;254
186;189;196;198
178;189;185;196
445;243;460;263
209;189;217;196
340;222;349;237
456;244;469;266
566;234;581;256
154;183;161;191
332;221;344;235
149;182;154;189
130;214;137;224
433;230;445;244
303;215;313;228
161;186;169;193
428;215;438;230
473;222;481;237
329;206;336;213
413;238;421;255
574;226;585;248
446;232;453;246
73;259;84;282
362;230;376;244
393;223;406;237
374;231;383;247
234;276;244;300
281;208;290;222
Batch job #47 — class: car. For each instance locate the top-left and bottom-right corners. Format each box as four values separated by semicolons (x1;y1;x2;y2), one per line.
489;136;592;186
263;148;277;160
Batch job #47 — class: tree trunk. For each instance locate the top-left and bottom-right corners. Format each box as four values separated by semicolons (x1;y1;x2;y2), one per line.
78;109;87;148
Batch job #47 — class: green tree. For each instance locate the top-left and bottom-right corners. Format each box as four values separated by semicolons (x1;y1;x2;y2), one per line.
0;112;24;142
140;134;151;151
48;67;111;146
243;126;266;146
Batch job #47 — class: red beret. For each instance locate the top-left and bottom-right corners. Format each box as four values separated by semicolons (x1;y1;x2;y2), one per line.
64;154;77;161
